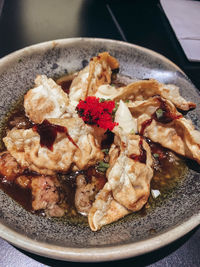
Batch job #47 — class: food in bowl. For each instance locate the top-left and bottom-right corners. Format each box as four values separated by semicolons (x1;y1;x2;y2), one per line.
0;52;199;231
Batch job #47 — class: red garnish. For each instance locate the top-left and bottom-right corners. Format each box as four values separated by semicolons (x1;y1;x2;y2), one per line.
33;119;77;151
76;96;118;131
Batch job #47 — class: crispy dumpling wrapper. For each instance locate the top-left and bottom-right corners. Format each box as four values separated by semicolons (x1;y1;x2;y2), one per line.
107;104;153;211
69;66;90;106
88;104;153;231
129;96;200;163
24;75;69;123
88;133;153;231
88;182;130;231
95;79;195;111
138;115;200;164
86;52;119;96
3;118;104;175
107;132;153;211
69;52;119;105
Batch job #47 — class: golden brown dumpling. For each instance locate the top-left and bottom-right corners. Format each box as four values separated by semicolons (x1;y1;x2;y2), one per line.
106;131;153;211
69;52;119;105
24;75;69;123
88;128;153;231
95;79;195;111
69;66;90;106
3;118;104;175
129;96;200;163
88;182;130;231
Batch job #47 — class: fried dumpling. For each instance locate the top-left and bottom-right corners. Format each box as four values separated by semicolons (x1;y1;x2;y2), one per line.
106;101;153;211
69;52;119;105
3;117;104;175
129;96;200;163
107;131;153;211
88;103;153;231
88;132;153;231
88;182;130;231
68;66;90;106
87;52;119;95
24;75;69;123
95;79;195;111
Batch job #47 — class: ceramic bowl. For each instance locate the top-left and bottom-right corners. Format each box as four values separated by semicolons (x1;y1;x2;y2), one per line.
0;38;199;262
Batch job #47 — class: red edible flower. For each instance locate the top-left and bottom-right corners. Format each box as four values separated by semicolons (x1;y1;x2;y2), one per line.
76;96;118;131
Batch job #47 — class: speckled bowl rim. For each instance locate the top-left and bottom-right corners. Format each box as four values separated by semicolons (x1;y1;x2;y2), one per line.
0;38;199;262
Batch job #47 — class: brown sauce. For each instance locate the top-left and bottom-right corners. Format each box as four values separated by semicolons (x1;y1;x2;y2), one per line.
130;136;147;164
58;80;72;94
0;177;32;211
140;119;153;136
58;172;78;216
56;73;78;94
101;130;114;149
7;109;33;130
57;167;107;221
33;119;78;151
146;138;168;161
86;167;107;190
151;154;187;198
153;97;183;123
139;97;183;135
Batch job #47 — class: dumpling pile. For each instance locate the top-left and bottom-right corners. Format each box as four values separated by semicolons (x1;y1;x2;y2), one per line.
2;52;200;231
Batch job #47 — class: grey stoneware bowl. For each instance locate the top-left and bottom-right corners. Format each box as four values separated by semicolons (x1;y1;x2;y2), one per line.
0;38;199;262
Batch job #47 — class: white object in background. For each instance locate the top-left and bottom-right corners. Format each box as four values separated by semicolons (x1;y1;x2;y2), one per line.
160;0;200;62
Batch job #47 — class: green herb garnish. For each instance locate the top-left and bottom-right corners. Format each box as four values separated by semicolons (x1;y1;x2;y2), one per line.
97;167;107;173
112;101;119;115
97;161;110;172
99;98;111;103
102;148;109;154
153;153;159;158
99;98;106;103
155;108;163;119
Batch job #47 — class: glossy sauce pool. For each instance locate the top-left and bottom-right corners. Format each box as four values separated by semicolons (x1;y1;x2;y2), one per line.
0;73;188;225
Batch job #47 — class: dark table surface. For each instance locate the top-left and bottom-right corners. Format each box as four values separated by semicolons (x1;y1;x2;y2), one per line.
0;0;199;266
